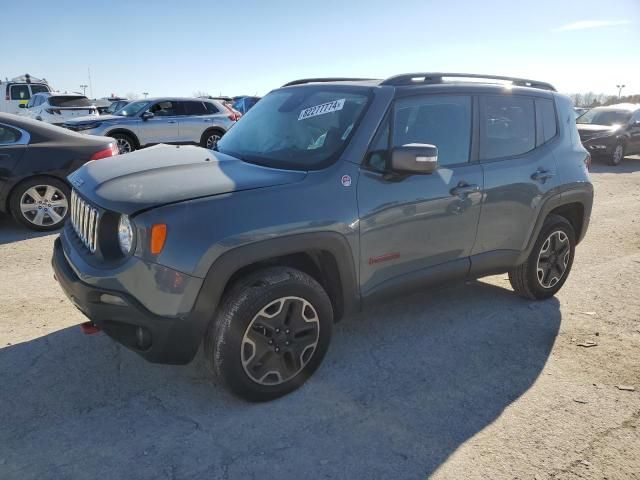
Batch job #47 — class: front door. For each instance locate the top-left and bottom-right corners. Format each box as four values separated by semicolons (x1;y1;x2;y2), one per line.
137;100;181;145
357;94;483;296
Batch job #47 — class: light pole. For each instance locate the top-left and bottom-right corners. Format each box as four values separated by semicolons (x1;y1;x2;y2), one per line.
616;84;626;99
80;84;88;96
143;92;149;98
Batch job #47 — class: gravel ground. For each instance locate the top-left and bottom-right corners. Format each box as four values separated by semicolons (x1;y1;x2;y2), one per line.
0;158;639;480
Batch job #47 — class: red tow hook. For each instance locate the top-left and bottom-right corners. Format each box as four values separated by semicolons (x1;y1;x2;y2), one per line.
80;321;101;335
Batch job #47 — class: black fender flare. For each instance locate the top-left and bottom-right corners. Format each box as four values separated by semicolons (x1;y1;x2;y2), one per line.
187;232;360;340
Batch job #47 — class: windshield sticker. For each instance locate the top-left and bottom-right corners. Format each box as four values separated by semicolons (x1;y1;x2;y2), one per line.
298;99;345;121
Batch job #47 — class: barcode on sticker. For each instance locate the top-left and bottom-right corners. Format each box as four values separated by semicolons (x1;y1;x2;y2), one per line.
298;99;345;120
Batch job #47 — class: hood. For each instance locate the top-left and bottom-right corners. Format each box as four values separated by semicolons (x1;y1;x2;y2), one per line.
577;123;621;141
65;114;121;124
69;145;307;215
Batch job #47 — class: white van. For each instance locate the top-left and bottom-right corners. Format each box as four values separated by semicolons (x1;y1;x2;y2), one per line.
0;74;52;115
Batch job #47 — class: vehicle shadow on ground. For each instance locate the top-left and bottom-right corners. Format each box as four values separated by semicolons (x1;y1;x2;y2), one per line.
590;155;640;174
0;214;57;245
0;280;561;479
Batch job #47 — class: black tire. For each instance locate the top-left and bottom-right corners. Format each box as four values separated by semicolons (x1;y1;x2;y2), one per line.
204;267;333;402
110;133;136;154
9;176;71;231
608;143;625;166
508;214;576;300
200;129;224;150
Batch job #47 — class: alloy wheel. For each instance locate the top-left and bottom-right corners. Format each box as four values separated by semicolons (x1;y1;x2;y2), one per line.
116;138;132;154
206;133;221;149
241;296;320;386
20;185;69;227
612;145;624;165
536;230;570;289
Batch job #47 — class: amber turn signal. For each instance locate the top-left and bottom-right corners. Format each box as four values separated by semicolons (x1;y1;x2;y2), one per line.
150;224;167;254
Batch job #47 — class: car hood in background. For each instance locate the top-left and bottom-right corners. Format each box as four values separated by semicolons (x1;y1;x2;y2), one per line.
64;114;122;124
68;145;307;215
576;124;621;134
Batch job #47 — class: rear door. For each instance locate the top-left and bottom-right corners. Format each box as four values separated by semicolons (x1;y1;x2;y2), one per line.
472;94;560;257
357;94;483;295
137;100;181;145
0;123;28;197
176;100;211;143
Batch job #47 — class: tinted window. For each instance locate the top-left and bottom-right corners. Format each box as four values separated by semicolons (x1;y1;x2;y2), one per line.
536;99;557;145
30;84;50;95
480;96;535;160
148;101;175;116
393;95;471;166
182;101;208;115
10;85;30;100
204;102;220;114
48;96;92;107
0;125;20;144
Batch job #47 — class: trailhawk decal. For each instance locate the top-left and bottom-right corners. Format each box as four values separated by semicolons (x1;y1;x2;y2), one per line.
298;99;345;121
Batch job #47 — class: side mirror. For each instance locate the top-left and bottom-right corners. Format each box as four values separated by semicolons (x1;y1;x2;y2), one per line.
18;104;26;109
390;144;438;175
141;111;154;120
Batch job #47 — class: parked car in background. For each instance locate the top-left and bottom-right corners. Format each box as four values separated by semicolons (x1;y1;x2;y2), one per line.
53;73;593;401
102;99;129;115
63;97;236;153
201;96;243;121
0;113;117;230
232;95;260;114
576;103;640;165
0;74;51;115
22;93;99;125
573;107;589;119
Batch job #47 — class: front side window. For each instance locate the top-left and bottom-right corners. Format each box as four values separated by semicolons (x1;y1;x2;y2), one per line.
393;95;472;166
148;101;176;116
480;95;535;160
576;108;631;127
0;125;21;144
216;87;370;170
10;85;30;101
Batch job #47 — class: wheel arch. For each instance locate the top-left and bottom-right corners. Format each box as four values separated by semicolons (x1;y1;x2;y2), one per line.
189;232;360;339
200;127;226;146
105;128;140;148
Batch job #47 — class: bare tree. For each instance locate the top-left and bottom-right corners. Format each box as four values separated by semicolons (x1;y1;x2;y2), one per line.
193;90;211;98
125;92;140;100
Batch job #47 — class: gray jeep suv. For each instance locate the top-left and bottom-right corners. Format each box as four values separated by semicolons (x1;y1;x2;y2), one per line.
63;97;235;153
52;73;593;401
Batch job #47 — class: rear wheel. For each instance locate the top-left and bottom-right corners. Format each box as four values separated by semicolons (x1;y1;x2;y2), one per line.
609;143;625;166
201;129;224;150
9;177;70;231
204;267;333;402
110;133;136;154
509;214;576;300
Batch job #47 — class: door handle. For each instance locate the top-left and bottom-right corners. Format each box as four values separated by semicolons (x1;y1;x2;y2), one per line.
531;168;554;182
203;119;212;122
450;182;480;197
167;120;177;124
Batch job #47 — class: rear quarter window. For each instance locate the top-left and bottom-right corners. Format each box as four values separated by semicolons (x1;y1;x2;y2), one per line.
0;125;21;144
536;98;557;145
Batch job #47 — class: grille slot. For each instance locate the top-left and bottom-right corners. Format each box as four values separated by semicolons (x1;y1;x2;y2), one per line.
70;190;99;253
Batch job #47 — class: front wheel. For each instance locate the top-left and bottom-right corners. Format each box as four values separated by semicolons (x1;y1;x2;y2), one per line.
110;133;136;154
509;214;576;300
204;267;333;402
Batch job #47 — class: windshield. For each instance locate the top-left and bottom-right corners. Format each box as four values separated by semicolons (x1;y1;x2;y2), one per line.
49;96;91;107
217;88;370;170
577;109;632;126
30;84;50;94
115;100;150;116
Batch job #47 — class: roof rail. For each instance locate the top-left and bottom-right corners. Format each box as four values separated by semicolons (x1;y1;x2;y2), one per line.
282;77;377;87
381;73;556;91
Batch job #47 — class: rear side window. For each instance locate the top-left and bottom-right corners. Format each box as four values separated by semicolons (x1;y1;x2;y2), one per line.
0;125;21;144
479;96;535;160
536;98;557;145
204;102;220;114
182;101;208;115
10;85;30;100
49;96;92;107
393;95;472;166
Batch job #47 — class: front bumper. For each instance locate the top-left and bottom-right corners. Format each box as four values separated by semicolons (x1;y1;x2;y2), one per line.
52;237;206;364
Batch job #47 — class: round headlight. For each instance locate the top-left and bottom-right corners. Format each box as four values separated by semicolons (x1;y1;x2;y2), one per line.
118;215;134;255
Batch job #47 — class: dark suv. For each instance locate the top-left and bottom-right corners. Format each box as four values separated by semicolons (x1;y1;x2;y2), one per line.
52;73;593;401
576;103;640;165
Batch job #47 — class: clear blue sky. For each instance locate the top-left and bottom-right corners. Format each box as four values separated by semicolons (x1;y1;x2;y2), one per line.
2;0;638;99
